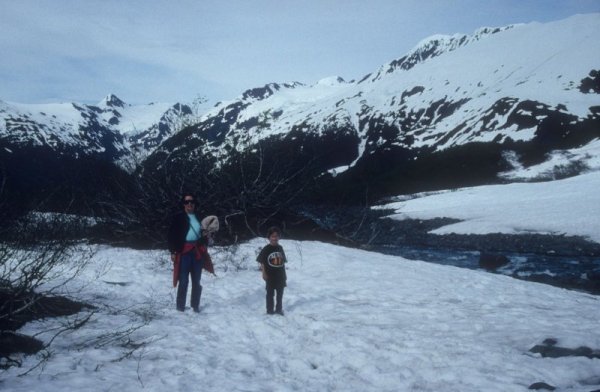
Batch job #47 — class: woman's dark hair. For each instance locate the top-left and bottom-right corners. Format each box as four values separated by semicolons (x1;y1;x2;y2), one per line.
180;192;196;205
267;226;281;237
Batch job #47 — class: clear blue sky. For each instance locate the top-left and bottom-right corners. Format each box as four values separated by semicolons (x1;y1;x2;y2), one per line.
1;0;599;105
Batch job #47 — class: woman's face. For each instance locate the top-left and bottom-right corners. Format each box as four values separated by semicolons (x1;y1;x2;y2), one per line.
183;197;195;214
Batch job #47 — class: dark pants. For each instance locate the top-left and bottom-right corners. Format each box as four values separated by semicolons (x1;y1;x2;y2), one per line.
266;282;284;313
177;252;203;311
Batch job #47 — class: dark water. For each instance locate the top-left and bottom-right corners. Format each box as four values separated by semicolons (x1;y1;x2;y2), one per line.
298;205;600;295
372;244;600;295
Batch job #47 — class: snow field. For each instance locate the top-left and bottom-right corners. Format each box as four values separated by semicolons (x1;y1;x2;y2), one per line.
3;239;599;391
380;170;600;243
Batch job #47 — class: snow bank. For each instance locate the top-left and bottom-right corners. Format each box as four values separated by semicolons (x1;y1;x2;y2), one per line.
3;239;599;391
379;171;600;243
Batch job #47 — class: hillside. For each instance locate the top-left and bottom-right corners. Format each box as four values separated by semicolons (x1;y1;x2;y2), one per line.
0;95;201;170
1;14;599;226
141;14;600;202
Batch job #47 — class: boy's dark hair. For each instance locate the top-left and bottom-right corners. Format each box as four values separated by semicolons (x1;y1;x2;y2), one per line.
267;226;281;237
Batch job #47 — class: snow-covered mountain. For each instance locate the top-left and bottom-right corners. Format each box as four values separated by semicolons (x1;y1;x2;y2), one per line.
144;14;600;198
0;94;199;170
2;14;599;207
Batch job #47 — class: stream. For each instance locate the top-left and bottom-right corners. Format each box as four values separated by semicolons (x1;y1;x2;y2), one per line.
297;205;600;295
373;243;600;295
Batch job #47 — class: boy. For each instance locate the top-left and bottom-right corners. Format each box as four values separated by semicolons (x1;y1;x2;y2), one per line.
256;226;287;315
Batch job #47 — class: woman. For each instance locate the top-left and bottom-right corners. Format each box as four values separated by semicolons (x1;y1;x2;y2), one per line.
167;192;214;312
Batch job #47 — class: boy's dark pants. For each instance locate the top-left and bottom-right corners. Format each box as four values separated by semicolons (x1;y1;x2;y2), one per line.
266;281;284;313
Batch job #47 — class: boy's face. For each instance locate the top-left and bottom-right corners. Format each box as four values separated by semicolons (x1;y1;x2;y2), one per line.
268;232;280;246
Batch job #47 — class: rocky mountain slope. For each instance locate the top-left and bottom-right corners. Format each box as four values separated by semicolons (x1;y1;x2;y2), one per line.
0;94;198;170
143;14;599;201
1;14;599;213
0;94;203;214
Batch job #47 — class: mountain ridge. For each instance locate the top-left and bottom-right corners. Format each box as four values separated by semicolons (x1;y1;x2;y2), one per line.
143;14;599;185
0;94;203;170
1;14;599;212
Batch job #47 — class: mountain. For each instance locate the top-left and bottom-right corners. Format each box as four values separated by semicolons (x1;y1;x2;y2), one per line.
0;95;202;214
1;14;599;218
143;14;600;202
0;97;128;162
0;94;198;170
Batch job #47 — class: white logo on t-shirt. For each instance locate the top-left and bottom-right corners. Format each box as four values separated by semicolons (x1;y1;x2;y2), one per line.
267;252;284;268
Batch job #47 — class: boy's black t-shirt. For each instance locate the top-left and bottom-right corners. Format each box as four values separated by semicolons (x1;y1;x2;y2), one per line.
257;244;287;287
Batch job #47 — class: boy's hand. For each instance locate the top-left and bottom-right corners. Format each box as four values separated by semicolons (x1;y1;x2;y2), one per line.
262;270;268;281
171;253;176;263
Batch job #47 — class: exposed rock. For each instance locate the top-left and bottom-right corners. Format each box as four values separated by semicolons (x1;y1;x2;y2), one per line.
0;289;93;331
479;253;510;270
530;339;600;359
528;382;556;390
579;69;600;94
101;94;126;108
542;338;557;346
0;289;92;357
0;332;44;356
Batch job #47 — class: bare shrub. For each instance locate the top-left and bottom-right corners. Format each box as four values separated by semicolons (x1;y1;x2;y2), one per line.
0;210;97;369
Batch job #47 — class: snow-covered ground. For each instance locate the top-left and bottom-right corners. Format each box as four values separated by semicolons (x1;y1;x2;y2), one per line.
378;170;600;244
3;168;600;391
2;238;599;391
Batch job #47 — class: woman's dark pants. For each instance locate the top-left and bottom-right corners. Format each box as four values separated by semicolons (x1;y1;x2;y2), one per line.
177;252;203;311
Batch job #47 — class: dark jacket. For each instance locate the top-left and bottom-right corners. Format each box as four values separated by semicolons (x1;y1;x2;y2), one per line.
167;212;206;254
